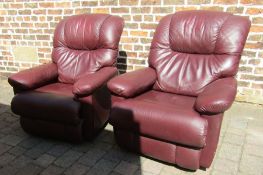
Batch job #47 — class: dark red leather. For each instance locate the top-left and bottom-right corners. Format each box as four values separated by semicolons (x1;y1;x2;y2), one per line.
107;67;156;98
73;67;117;97
11;90;81;125
108;11;250;170
78;85;112;139
110;91;208;148
114;129;202;170
195;77;237;114
52;14;124;83
149;10;250;96
8;63;58;91
9;14;124;142
134;90;196;108
200;114;223;168
36;83;74;97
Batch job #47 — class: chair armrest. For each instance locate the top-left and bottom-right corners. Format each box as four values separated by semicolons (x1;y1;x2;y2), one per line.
194;77;237;114
73;67;117;97
107;67;157;98
8;63;58;91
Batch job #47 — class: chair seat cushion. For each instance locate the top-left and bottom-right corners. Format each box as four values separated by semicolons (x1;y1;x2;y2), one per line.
110;90;208;148
11;83;81;124
35;83;74;97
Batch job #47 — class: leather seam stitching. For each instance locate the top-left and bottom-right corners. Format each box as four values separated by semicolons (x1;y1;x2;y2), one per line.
168;14;174;51
63;20;68;49
98;15;112;50
214;15;233;53
82;16;88;49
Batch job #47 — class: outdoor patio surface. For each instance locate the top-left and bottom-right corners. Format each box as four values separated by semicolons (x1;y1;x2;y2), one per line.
0;78;263;175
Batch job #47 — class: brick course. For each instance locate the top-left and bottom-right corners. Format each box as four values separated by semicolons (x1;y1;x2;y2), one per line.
0;0;262;104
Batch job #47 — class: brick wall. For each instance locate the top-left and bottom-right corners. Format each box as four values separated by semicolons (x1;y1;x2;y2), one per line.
0;0;262;104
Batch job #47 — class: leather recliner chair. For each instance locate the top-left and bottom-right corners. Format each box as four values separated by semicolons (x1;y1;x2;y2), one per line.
107;10;250;170
8;14;124;142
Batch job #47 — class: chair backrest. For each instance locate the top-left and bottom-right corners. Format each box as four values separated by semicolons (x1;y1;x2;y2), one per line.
52;14;124;83
149;10;250;96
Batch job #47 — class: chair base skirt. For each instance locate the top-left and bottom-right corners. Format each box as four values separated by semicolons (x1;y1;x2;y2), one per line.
113;128;205;170
20;117;84;143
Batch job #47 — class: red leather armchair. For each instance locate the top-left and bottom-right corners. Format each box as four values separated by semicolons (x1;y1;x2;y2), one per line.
9;14;124;142
107;11;250;170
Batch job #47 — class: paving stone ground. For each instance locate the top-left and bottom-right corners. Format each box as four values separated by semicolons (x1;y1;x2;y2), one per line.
0;78;263;175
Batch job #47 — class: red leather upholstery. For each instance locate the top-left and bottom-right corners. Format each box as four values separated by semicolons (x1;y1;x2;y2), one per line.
108;67;156;97
114;129;202;170
111;91;208;148
149;11;250;96
35;83;74;97
108;11;250;170
52;14;123;83
11;89;80;125
8;63;58;91
73;67;117;97
195;77;237;114
9;14;124;142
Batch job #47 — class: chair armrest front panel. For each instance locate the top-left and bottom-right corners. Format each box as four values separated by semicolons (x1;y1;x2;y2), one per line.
107;67;157;98
8;63;58;91
73;67;117;97
194;77;237;114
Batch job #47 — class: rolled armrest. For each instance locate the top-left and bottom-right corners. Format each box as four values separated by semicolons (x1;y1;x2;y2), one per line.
107;67;157;98
8;63;58;91
194;77;237;114
73;67;117;97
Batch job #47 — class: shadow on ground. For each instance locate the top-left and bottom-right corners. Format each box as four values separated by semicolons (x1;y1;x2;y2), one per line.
0;101;143;175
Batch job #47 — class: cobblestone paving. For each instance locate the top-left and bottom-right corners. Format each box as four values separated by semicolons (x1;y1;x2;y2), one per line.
0;78;263;175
